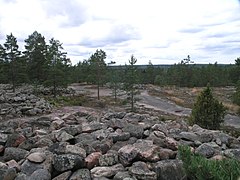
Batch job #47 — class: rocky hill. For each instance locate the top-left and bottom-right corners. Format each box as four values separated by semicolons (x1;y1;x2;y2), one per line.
0;106;240;180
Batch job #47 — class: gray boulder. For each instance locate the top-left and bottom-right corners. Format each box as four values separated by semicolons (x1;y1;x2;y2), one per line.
69;168;91;180
15;173;27;180
107;118;128;129
21;160;44;176
114;171;137;180
118;145;138;166
28;169;51;180
155;159;186;180
109;129;130;143
53;154;85;172
99;150;119;166
0;132;8;145
224;149;240;161
91;164;124;178
133;140;161;162
195;142;220;158
0;165;17;180
123;124;143;139
52;171;71;180
4;147;29;162
128;161;157;180
179;132;198;142
151;122;168;135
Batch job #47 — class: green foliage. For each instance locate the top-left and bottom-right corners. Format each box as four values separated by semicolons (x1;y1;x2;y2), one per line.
235;57;240;66
108;68;122;102
179;145;240;180
24;31;49;83
124;55;139;112
45;38;70;97
2;33;23;92
88;49;107;100
190;85;226;130
0;31;239;90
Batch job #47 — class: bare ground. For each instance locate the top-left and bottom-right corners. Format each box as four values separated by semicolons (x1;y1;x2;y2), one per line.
69;84;240;132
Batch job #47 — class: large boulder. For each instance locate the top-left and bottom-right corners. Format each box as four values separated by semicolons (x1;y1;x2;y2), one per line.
99;150;119;166
91;164;124;178
4;147;29;162
0;162;17;180
118;145;138;167
52;171;72;180
53;154;85;172
155;160;186;180
133;140;161;162
128;161;157;180
28;169;51;180
21;160;44;176
5;133;26;147
195;142;220;158
224;149;240;161
123;124;144;139
27;152;46;163
85;152;102;169
69;169;91;180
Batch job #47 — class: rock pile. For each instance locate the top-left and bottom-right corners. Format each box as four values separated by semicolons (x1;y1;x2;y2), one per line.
0;108;240;180
0;91;52;120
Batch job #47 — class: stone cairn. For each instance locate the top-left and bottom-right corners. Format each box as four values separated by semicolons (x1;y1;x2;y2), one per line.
0;107;240;180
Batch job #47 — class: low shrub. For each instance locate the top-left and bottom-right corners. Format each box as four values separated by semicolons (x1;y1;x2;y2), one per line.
178;145;240;180
190;85;226;130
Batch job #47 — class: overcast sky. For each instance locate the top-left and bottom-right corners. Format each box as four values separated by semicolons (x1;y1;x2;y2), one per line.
0;0;239;65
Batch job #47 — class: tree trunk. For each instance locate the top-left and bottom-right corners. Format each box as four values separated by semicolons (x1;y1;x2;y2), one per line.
11;61;16;93
131;88;134;111
97;81;100;100
114;85;117;102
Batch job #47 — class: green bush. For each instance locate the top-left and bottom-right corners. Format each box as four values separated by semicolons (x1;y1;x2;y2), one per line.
190;85;226;130
178;145;240;180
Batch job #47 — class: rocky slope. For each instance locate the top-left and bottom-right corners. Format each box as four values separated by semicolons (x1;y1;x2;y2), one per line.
0;107;240;180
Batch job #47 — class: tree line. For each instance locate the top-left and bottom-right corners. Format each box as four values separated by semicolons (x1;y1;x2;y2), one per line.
0;31;70;97
0;32;240;91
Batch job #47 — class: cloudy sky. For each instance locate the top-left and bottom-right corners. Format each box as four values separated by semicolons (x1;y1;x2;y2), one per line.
0;0;239;65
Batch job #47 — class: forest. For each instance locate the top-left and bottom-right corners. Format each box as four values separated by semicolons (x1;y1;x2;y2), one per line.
0;31;240;92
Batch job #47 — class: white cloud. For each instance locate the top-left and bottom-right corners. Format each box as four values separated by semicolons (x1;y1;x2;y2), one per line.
0;0;239;65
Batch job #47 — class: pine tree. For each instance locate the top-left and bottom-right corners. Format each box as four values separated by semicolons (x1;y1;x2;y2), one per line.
45;38;71;97
109;68;121;102
88;49;107;100
190;85;226;130
124;55;139;112
24;31;48;83
0;44;6;83
4;33;21;92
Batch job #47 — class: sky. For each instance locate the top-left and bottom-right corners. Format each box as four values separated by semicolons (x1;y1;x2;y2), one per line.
0;0;239;65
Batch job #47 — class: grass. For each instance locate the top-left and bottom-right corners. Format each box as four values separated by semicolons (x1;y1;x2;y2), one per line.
46;93;129;110
46;94;88;107
148;85;238;114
